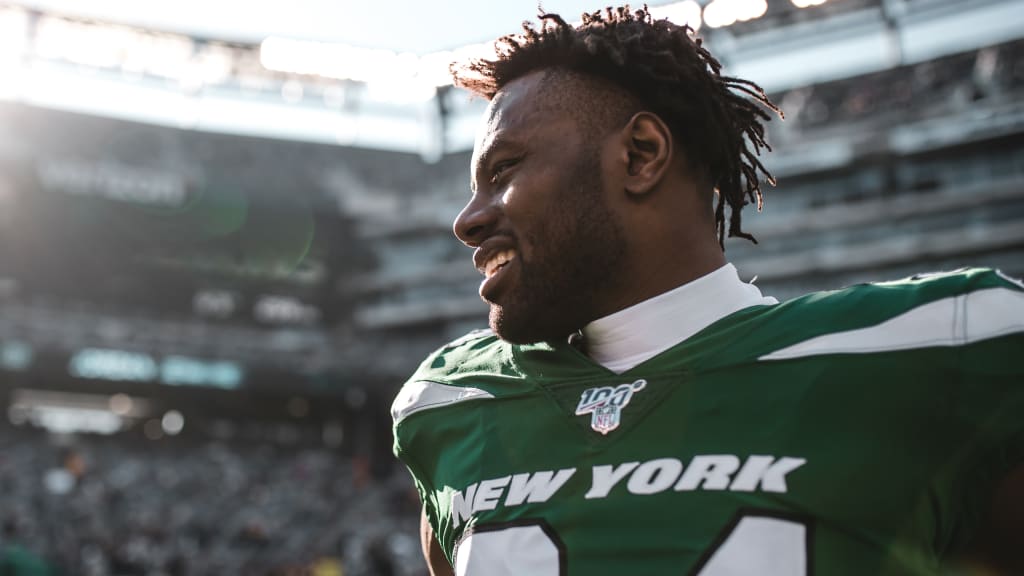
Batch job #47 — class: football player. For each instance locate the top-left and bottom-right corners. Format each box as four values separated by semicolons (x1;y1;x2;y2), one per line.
392;6;1024;575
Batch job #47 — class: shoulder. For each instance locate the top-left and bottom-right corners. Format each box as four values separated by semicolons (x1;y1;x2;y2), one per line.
771;267;1021;322
798;266;1018;308
391;329;518;426
410;328;514;382
854;266;1023;301
757;267;1024;361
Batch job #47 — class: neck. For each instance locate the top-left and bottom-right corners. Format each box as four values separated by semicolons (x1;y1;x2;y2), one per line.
597;232;725;319
581;263;777;373
635;243;726;301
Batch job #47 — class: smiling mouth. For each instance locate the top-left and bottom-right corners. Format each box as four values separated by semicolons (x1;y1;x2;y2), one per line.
483;249;516;278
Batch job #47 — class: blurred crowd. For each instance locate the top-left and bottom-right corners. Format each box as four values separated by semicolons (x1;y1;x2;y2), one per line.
776;40;1024;134
0;425;423;576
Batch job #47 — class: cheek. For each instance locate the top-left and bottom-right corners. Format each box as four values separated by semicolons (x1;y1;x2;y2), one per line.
501;182;541;224
500;185;516;209
502;170;559;218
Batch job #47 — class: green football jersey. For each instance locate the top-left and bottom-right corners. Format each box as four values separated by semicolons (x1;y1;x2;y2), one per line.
392;268;1024;575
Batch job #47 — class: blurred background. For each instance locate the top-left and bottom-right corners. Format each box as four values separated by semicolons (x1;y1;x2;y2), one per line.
0;0;1021;574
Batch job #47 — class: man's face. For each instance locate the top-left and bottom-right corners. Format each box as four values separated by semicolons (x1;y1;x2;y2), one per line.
454;72;627;344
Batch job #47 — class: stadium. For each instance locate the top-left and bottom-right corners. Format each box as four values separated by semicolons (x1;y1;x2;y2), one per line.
0;0;1022;573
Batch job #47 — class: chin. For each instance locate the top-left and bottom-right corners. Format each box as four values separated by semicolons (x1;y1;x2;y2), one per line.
489;304;574;345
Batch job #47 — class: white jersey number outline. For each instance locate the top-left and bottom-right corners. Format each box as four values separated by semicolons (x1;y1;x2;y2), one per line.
454;511;809;576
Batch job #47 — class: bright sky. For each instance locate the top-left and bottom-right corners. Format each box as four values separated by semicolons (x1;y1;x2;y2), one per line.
10;0;623;52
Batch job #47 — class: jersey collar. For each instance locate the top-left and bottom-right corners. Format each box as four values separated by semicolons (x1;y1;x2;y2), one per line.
581;263;777;374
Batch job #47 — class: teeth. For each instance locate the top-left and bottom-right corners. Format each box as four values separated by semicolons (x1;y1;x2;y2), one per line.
484;250;516;278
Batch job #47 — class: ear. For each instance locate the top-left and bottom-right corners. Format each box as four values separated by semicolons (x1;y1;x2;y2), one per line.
621;112;673;197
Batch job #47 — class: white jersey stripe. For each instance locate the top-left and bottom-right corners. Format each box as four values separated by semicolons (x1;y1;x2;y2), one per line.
391;380;494;424
759;287;1024;361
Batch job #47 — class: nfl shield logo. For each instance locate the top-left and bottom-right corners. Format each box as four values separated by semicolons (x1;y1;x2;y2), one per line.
575;379;647;435
592;404;620;434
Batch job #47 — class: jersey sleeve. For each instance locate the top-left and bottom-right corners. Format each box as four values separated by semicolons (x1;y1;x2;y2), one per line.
390;329;509;562
947;269;1024;552
954;269;1024;439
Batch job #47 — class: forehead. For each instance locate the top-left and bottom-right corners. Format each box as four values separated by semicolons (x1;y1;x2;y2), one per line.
472;72;566;158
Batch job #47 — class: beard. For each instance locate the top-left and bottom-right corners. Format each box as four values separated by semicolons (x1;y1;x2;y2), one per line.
488;153;627;344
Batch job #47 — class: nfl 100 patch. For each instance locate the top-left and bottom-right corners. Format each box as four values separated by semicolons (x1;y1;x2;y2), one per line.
574;379;647;434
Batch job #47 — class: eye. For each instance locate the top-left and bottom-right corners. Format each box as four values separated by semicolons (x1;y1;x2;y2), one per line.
489;158;520;184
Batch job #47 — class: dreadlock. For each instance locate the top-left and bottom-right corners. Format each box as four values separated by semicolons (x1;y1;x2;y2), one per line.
452;5;781;247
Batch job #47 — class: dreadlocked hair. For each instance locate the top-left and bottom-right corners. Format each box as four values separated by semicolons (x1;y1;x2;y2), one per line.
452;5;781;247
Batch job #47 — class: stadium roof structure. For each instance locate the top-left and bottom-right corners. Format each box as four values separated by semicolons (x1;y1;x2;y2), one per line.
6;0;608;52
1;0;1022;157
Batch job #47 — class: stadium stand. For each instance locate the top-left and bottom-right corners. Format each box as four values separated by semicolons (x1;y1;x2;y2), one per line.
0;422;422;575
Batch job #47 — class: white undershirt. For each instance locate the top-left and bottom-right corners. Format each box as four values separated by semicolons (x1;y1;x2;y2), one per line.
582;263;778;373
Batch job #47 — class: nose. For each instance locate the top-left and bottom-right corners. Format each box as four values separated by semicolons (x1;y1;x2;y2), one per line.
453;193;499;248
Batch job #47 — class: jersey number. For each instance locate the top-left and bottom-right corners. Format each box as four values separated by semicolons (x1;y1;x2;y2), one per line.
454;512;810;576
